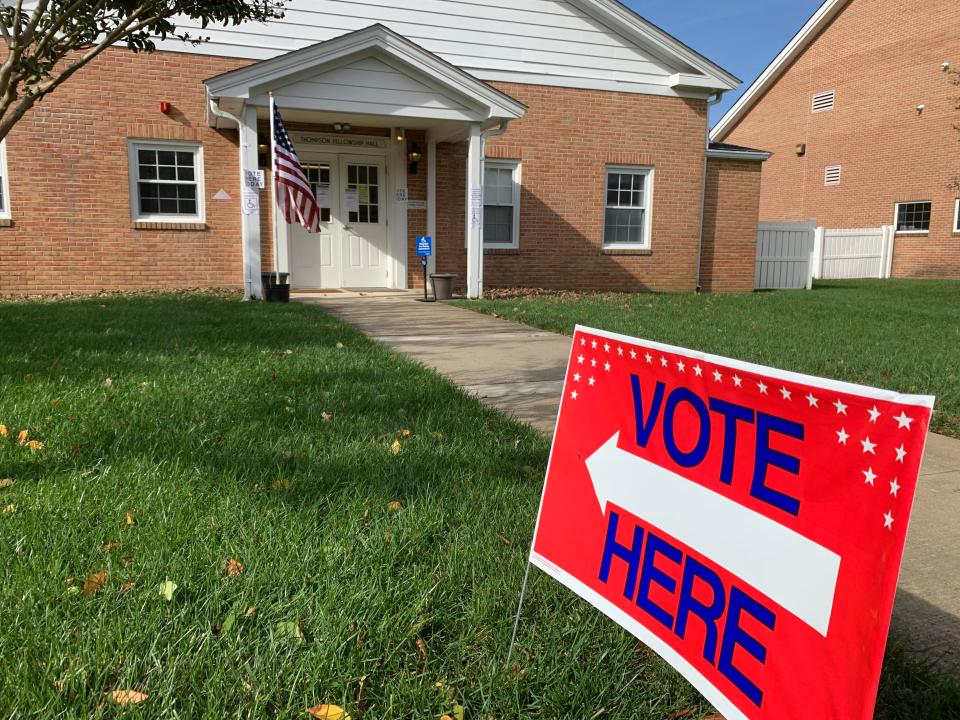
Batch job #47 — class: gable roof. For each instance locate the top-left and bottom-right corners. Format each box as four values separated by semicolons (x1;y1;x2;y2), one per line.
167;0;739;98
711;0;850;141
205;24;527;121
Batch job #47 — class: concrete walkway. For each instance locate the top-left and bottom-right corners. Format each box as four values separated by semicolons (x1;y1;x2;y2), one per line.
296;292;960;668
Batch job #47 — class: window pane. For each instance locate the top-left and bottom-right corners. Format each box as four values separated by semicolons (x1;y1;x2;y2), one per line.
176;151;194;167
607;173;619;191
158;165;177;181
179;198;197;215
369;206;378;223
483;205;513;244
180;185;196;200
140;197;159;214
138;149;156;165
138;183;159;199
159;198;178;214
178;166;195;182
896;202;931;232
157;150;176;166
139;165;157;180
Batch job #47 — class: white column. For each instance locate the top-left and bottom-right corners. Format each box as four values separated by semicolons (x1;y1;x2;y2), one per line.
465;122;483;299
426;138;437;277
240;104;263;299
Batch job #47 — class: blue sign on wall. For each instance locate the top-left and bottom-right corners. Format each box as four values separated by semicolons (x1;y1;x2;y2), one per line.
416;235;433;257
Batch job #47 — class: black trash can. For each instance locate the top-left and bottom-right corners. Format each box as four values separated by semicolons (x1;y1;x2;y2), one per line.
262;272;291;303
429;273;458;300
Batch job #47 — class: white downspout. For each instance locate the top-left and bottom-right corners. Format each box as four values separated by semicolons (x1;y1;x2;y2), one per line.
472;119;511;299
695;91;725;293
208;94;260;300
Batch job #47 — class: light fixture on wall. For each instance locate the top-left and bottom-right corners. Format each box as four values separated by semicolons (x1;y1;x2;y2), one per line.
795;143;806;157
916;104;926;114
393;127;406;143
408;142;422;174
333;123;352;133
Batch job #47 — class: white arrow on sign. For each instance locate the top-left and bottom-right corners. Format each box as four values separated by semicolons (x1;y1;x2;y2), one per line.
586;433;841;637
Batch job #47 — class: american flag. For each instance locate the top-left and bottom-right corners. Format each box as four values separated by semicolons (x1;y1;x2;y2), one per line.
271;99;320;233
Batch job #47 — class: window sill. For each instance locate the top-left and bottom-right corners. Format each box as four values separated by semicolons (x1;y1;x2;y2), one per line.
133;221;207;231
484;247;521;255
0;217;12;228
603;246;652;256
894;231;929;237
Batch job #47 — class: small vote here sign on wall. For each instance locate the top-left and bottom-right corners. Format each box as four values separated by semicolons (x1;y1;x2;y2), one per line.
530;326;933;720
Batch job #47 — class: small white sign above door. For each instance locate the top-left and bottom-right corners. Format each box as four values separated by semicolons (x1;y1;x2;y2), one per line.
291;132;390;150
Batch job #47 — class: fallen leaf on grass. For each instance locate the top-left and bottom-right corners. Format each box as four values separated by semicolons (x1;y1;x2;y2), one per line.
453;704;465;720
50;398;62;408
100;541;120;553
389;439;402;455
276;620;305;645
273;478;292;491
244;606;258;617
2;503;16;515
307;705;351;720
103;378;113;389
395;428;412;440
387;500;403;513
416;637;427;663
119;582;136;594
125;511;134;526
158;579;178;602
223;557;245;578
16;429;28;444
431;431;444;441
107;690;148;705
25;440;44;452
82;571;107;596
52;679;66;693
321;412;332;422
0;424;7;438
499;535;511;546
0;479;13;489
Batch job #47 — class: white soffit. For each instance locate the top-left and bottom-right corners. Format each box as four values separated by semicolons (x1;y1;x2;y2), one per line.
711;0;851;141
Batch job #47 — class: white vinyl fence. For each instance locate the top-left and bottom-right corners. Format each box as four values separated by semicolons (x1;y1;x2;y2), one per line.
811;226;895;280
755;221;816;290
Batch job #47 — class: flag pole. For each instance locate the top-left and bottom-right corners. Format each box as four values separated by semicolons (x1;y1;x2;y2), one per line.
269;91;280;287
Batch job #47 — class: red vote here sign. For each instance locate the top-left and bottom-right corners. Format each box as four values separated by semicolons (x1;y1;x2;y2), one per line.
530;326;934;720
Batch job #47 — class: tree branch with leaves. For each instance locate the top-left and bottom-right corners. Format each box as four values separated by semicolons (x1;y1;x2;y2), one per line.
0;0;286;142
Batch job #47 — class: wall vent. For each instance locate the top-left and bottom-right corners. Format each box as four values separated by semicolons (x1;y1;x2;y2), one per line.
812;90;835;113
824;165;842;186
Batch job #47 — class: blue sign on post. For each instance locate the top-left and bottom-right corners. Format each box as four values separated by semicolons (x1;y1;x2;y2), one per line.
416;235;433;257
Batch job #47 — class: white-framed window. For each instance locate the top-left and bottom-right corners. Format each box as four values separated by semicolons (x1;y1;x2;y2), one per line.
894;201;932;234
812;90;835;113
482;160;521;248
824;165;841;186
954;199;960;233
0;141;11;219
604;165;653;248
128;140;204;222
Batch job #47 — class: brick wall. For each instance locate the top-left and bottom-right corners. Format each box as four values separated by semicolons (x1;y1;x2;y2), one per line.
435;83;711;293
721;0;960;279
0;47;250;294
699;157;763;293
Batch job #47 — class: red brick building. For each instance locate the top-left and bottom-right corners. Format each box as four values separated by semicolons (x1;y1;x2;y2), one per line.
711;0;960;279
0;1;769;298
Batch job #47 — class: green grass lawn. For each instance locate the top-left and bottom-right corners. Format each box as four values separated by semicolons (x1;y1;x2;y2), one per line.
453;280;960;439
0;292;957;719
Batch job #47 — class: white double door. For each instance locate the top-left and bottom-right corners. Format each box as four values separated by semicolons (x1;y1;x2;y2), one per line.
288;153;389;289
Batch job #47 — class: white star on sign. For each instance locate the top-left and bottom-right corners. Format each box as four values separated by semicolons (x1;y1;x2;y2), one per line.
589;376;596;387
591;340;598;349
834;399;848;415
868;406;881;423
604;342;611;353
837;428;849;445
629;349;637;360
713;370;723;382
861;437;877;454
577;355;585;365
694;364;703;377
573;373;581;382
894;411;914;430
617;346;624;356
591;358;597;367
863;467;877;486
661;356;669;368
645;353;653;364
806;392;819;407
889;478;901;497
883;511;894;530
780;387;792;400
604;362;611;372
733;374;743;387
895;445;907;463
580;338;586;346
757;381;768;395
677;360;686;372
571;390;579;400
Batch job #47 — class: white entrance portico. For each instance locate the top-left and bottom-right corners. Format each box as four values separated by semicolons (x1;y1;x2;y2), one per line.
203;24;525;299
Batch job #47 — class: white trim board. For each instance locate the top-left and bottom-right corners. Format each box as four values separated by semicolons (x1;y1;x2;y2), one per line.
711;0;851;141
